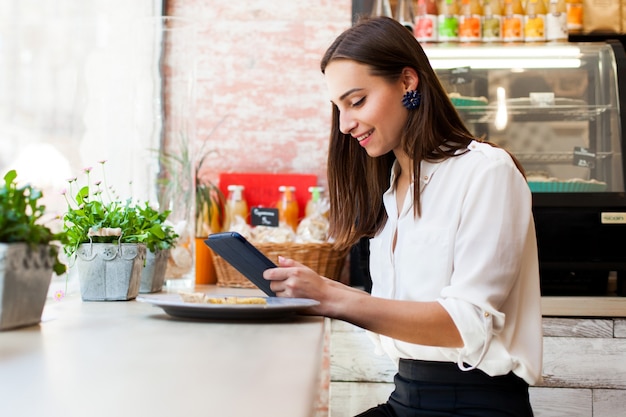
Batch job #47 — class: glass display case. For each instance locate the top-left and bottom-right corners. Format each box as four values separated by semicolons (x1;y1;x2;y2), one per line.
424;41;626;296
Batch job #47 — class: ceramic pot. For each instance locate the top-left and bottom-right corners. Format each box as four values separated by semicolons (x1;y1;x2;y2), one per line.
76;242;146;301
139;248;170;293
0;243;54;330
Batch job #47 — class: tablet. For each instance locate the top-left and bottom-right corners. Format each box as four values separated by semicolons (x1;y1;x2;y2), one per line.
204;232;276;297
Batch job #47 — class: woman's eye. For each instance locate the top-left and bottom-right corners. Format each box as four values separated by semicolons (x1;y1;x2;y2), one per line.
351;97;365;107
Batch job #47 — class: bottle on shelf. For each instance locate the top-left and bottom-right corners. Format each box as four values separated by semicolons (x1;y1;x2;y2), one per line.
458;0;483;42
502;0;525;42
565;0;583;32
546;0;568;41
482;0;503;42
305;186;328;218
414;0;439;43
437;0;459;42
276;185;299;232
524;0;547;42
371;0;393;17
225;184;248;229
395;0;416;32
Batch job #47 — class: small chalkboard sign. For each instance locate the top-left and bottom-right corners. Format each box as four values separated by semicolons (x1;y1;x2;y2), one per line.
573;146;596;169
449;67;472;85
250;206;279;227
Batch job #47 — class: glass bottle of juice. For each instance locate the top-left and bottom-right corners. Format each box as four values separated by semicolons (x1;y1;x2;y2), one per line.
482;0;503;42
524;0;547;42
438;0;459;42
502;0;525;42
225;184;248;229
415;0;439;42
546;0;568;41
565;0;582;31
395;0;416;32
371;0;393;17
276;185;299;231
305;186;323;218
459;0;483;42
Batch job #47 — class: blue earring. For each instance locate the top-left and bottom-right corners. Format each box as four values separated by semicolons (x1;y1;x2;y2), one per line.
402;90;421;110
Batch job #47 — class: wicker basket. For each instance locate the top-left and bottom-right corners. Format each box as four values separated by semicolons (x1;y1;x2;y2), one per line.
212;242;348;289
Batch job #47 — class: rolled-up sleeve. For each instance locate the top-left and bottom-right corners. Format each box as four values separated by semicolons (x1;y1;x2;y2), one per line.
437;297;504;370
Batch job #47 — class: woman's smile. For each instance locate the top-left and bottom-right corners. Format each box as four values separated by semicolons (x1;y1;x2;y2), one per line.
355;129;374;147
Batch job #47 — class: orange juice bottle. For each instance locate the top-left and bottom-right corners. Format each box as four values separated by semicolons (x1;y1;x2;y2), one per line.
546;0;568;41
524;0;547;42
437;0;459;42
482;0;503;42
276;185;299;231
459;0;483;42
503;0;525;42
415;0;439;42
225;184;248;229
565;0;582;31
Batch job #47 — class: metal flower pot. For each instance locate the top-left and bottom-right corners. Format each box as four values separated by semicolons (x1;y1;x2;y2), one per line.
0;243;54;330
139;248;170;293
76;242;146;301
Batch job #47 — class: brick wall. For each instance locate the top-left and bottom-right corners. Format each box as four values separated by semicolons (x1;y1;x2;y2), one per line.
167;0;352;187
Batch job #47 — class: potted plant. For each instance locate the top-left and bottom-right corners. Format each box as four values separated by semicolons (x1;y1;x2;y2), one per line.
134;202;178;293
62;162;177;300
0;170;66;330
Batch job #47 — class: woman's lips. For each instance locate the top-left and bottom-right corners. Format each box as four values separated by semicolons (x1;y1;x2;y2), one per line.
354;129;373;147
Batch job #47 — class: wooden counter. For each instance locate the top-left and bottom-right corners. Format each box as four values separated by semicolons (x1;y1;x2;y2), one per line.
0;286;325;417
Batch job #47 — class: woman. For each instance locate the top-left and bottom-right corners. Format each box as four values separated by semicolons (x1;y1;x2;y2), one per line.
263;16;542;417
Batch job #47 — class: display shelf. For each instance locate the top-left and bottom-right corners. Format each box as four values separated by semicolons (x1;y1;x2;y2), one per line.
453;104;613;123
514;151;614;165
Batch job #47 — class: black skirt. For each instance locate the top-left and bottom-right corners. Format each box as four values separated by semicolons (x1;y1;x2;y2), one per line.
355;359;534;417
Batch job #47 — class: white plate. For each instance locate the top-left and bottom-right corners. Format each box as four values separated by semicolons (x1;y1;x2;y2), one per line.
137;293;320;320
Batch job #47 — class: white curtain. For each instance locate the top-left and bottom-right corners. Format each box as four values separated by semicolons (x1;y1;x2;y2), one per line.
0;0;162;216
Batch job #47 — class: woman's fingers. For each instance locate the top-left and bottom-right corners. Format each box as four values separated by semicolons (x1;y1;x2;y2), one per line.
263;257;319;298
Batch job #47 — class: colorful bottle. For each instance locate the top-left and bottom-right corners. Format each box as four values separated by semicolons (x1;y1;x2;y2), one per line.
305;186;324;218
225;184;248;229
276;185;299;231
371;0;393;17
395;0;415;32
503;0;524;42
459;0;483;42
565;0;582;31
524;0;547;42
546;0;568;41
415;0;439;42
482;0;503;42
438;0;459;42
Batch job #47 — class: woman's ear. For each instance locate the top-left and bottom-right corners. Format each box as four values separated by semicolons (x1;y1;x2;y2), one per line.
402;67;419;90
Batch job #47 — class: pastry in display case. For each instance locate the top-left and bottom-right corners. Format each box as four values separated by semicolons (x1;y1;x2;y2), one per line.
424;41;626;295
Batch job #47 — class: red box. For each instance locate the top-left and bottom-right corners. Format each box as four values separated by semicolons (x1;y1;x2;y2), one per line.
218;172;318;221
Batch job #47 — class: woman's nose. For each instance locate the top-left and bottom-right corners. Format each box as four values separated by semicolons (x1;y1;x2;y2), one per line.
339;113;357;135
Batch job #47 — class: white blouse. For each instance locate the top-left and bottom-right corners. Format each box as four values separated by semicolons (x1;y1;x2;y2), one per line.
368;140;543;385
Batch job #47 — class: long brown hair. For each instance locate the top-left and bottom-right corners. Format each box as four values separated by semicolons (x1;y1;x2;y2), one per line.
322;17;481;250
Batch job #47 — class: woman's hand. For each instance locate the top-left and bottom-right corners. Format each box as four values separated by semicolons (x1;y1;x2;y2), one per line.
263;256;330;296
262;256;346;316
